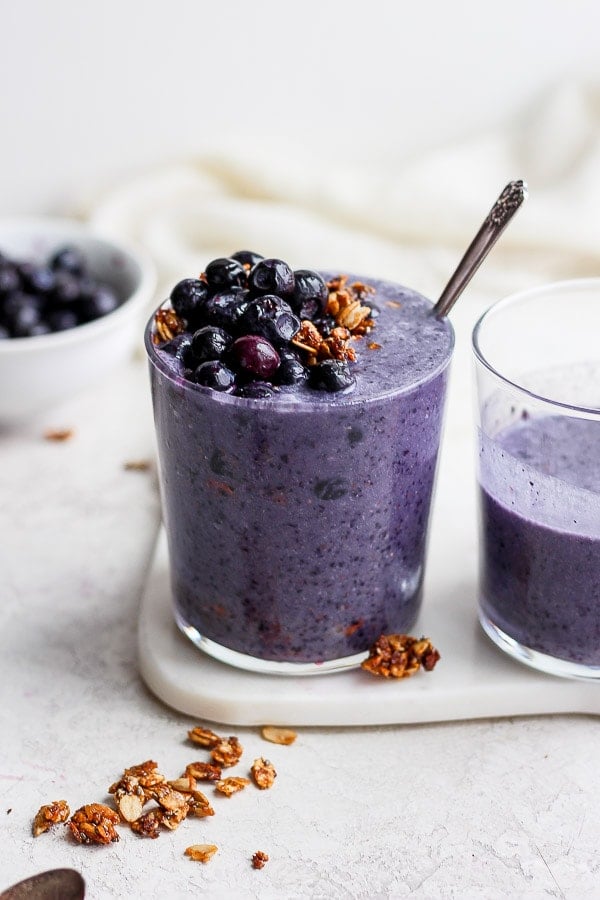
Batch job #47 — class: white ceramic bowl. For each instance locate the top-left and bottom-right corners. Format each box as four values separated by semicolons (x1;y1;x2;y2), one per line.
0;217;156;421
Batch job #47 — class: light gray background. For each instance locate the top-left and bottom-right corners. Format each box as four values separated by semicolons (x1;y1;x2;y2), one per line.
2;0;599;214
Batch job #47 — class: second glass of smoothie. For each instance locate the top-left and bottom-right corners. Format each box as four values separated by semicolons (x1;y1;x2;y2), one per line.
146;267;454;674
473;279;600;679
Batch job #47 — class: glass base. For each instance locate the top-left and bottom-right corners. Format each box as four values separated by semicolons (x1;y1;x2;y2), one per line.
175;612;367;676
479;610;600;681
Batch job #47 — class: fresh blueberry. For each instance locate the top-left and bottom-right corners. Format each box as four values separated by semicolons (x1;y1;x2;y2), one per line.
205;257;247;291
28;321;53;337
193;360;235;391
231;335;280;378
0;324;10;339
292;269;328;318
53;271;81;304
234;381;277;399
313;315;336;337
191;326;233;363
49;246;86;277
248;258;295;298
276;348;308;385
231;250;264;268
309;359;355;392
159;332;192;357
48;309;79;332
4;293;42;337
79;285;119;321
0;264;20;295
25;265;56;295
204;288;249;332
239;295;300;346
16;262;39;290
170;278;209;320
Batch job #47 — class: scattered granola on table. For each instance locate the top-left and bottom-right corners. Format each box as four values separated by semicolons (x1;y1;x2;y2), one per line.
43;428;74;442
261;726;297;746
30;729;282;859
185;844;218;863
120;759;166;790
361;634;441;678
185;761;222;781
250;757;277;790
211;736;243;768
108;774;146;823
188;726;221;748
123;459;152;472
68;803;120;845
214;777;251;797
130;809;163;839
32;800;70;836
186;790;215;818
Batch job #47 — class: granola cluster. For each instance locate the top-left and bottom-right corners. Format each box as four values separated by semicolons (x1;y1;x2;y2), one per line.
361;633;441;678
32;722;293;866
291;276;376;365
68;803;120;845
153;307;186;343
32;799;70;836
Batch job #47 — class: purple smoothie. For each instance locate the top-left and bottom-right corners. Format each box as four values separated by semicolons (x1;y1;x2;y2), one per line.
479;415;600;666
146;275;453;667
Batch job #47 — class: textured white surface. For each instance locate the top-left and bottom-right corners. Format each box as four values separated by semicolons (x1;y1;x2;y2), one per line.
2;297;600;899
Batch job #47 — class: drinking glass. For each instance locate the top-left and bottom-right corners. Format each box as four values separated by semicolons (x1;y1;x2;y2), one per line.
473;279;600;679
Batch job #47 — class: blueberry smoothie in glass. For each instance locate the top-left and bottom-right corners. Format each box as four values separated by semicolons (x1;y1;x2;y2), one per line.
145;253;454;673
479;415;600;668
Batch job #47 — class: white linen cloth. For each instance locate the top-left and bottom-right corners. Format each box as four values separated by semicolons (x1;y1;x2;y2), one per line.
88;82;600;306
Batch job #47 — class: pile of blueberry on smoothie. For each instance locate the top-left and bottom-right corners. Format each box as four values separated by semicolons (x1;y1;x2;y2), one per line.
147;251;453;669
151;251;378;396
0;245;121;339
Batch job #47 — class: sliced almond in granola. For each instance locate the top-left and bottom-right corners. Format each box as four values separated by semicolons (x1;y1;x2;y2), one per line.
261;726;297;746
214;777;250;797
187;790;215;818
108;773;144;796
160;803;189;830
185;761;222;781
122;760;166;790
211;736;243;768
188;726;221;748
116;793;144;823
185;844;218;863
168;776;197;793
149;783;188;813
250;757;277;790
32;800;70;836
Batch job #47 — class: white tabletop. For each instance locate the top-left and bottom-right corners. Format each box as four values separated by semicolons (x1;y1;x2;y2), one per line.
2;303;599;899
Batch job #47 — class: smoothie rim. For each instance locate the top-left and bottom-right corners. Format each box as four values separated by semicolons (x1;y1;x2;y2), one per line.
472;277;600;419
144;275;455;410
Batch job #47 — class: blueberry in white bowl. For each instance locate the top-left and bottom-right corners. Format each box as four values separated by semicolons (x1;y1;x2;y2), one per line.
0;217;156;421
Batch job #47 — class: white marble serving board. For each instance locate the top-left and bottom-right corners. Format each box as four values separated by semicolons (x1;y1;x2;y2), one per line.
138;528;600;726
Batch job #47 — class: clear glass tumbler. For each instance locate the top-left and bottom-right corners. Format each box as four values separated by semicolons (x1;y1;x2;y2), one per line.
146;274;454;675
473;279;600;679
